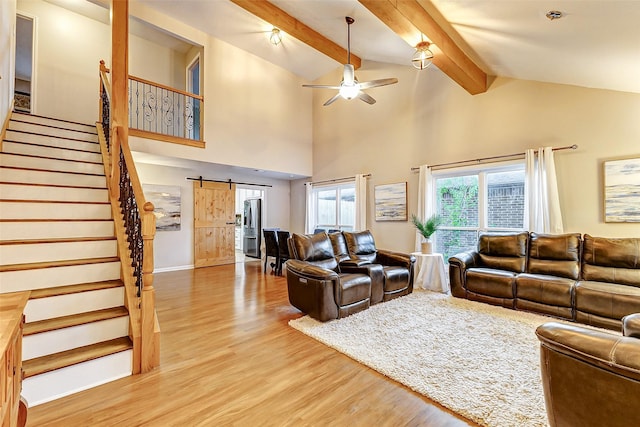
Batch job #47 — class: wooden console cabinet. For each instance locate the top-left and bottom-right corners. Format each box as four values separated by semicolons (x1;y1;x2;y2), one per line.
1;292;29;427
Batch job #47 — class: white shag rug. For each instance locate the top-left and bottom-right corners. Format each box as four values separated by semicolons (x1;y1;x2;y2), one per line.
289;291;559;427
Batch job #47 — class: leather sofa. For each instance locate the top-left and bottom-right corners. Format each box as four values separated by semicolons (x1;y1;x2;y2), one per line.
285;232;372;322
449;232;640;330
335;230;415;303
536;314;640;427
285;230;415;321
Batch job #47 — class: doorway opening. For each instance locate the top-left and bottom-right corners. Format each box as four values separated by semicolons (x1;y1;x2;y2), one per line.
235;187;264;263
14;14;35;113
186;55;201;140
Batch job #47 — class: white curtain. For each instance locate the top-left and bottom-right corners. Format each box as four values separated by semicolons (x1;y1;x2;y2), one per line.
304;182;314;234
415;165;435;251
354;174;367;231
525;147;564;234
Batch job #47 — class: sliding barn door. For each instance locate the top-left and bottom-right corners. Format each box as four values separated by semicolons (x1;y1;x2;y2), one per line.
193;181;236;267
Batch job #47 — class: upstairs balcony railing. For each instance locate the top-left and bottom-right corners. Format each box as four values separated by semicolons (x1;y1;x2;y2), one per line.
100;62;204;148
128;75;204;147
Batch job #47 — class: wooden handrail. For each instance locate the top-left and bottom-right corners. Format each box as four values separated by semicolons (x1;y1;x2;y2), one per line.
98;59;159;373
128;74;204;101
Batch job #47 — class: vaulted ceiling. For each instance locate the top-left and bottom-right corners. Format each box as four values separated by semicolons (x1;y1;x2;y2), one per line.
132;0;640;95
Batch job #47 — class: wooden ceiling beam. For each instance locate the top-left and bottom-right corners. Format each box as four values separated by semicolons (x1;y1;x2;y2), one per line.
230;0;361;69
358;0;487;95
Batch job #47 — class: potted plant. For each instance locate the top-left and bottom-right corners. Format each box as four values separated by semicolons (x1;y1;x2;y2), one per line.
411;213;443;254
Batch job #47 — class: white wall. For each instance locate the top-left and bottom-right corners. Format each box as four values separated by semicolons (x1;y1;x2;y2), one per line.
300;62;640;252
0;0;17;125
135;161;292;271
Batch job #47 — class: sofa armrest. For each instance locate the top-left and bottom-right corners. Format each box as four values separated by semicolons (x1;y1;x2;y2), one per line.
285;259;339;281
536;322;640;380
623;313;640;338
340;258;372;267
376;249;416;269
448;251;479;298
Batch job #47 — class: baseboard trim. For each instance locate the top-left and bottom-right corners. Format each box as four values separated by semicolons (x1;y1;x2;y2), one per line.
1;100;15;150
154;265;194;273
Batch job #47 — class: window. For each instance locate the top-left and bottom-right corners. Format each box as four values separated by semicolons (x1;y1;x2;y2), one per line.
311;183;355;232
434;163;525;260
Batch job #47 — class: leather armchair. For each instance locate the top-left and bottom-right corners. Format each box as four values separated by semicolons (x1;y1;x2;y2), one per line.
342;230;415;302
285;232;372;322
536;314;640;427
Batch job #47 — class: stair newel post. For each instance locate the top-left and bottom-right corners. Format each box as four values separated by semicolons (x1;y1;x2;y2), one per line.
141;201;158;372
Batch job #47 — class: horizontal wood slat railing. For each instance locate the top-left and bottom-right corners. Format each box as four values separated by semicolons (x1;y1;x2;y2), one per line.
99;62;204;148
98;61;159;373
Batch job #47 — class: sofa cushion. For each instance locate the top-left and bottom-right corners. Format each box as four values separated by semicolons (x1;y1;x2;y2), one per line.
466;268;516;299
575;281;640;320
382;266;410;292
329;232;351;264
516;273;575;308
290;232;338;271
582;235;640;287
478;232;529;273
528;232;581;279
335;273;371;306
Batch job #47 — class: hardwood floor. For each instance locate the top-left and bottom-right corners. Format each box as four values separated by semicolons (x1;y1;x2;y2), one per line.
27;261;476;427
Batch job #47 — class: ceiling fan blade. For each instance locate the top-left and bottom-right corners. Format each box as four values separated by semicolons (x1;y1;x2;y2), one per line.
302;84;342;90
358;78;399;90
343;64;355;85
357;91;376;105
323;93;342;106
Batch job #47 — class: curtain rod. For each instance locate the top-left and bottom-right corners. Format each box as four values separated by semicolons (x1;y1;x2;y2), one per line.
308;173;371;186
410;144;578;172
186;176;272;188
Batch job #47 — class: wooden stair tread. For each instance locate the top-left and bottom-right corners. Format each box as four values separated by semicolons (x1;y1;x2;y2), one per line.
0;256;119;272
0;236;115;245
0;181;106;191
0;165;105;177
0;151;103;165
9;120;98;136
23;306;129;336
3;138;101;154
0;199;110;205
29;280;124;299
0;218;114;223
11;113;97;129
22;337;132;378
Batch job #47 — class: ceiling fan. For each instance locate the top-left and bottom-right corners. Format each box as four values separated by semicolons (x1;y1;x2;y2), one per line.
303;16;398;106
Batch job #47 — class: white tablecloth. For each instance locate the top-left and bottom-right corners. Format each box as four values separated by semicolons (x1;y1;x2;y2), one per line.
411;252;449;293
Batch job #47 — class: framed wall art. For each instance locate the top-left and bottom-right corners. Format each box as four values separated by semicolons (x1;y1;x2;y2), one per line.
375;182;407;221
604;157;640;223
142;184;182;231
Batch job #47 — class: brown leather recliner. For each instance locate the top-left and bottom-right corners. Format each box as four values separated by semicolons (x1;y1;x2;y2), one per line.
342;230;415;302
536;314;640;427
285;232;372;322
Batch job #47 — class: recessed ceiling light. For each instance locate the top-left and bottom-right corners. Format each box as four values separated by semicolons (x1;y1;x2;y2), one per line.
546;10;563;21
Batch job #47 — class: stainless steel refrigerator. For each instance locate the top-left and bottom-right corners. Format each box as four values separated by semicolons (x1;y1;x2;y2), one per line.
243;198;261;258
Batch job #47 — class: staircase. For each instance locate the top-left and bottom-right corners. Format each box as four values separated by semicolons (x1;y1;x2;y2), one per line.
0;112;133;406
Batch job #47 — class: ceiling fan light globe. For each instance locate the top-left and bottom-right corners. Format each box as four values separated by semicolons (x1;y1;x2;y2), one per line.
339;84;360;99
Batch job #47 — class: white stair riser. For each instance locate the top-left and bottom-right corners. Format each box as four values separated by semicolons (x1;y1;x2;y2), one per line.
1;240;117;265
11;114;96;133
0;202;112;220
25;287;124;322
0;261;121;293
0;168;107;188
0;184;108;203
3;141;102;163
9;121;98;142
5;130;99;152
22;350;132;407
0;153;104;175
0;220;114;241
23;316;129;360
